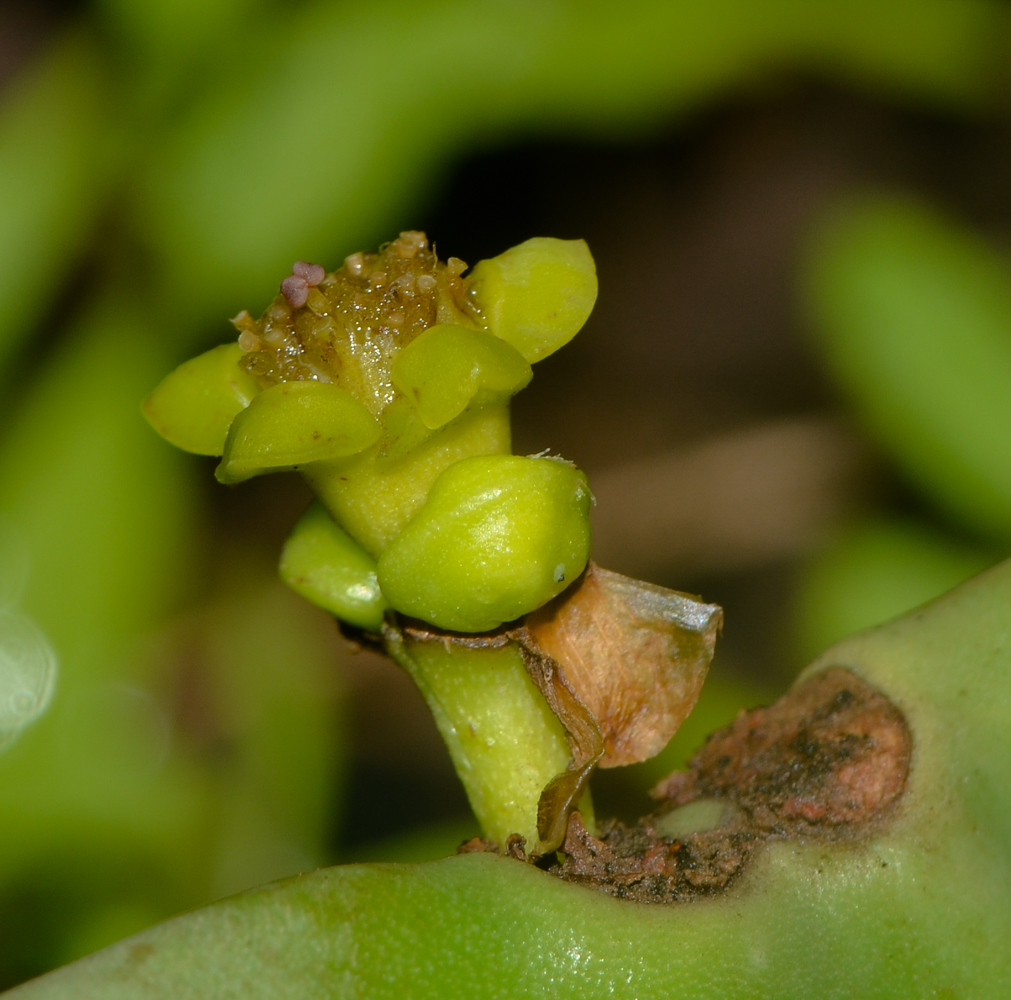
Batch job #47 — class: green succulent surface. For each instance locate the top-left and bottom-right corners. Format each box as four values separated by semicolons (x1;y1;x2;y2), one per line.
13;556;1011;999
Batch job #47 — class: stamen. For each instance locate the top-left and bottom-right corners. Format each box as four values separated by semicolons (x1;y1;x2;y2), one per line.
237;330;261;352
292;261;326;286
344;252;366;277
281;275;310;309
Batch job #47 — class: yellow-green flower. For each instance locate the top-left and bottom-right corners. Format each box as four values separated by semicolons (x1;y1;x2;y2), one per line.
144;232;598;634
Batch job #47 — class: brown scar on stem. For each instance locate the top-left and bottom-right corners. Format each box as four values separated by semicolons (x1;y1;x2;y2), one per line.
464;667;913;904
459;833;529;861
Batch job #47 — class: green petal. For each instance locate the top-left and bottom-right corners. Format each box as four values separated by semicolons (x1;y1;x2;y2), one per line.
216;381;381;483
391;324;532;430
279;501;388;631
377;454;592;632
142;342;261;456
467;238;597;363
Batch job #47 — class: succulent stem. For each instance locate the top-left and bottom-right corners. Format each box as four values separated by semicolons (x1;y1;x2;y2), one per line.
383;625;593;853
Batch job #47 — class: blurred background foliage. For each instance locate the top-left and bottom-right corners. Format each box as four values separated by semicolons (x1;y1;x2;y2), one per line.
1;0;1011;987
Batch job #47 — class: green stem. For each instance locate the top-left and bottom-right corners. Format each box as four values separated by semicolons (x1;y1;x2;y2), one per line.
385;628;592;853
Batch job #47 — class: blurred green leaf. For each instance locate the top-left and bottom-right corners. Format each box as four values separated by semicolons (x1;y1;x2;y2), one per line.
808;196;1011;540
794;518;995;663
0;610;57;755
0;33;120;380
97;0;266;67
137;0;1011;330
0;297;341;979
191;557;343;900
13;557;1011;998
0;297;208;976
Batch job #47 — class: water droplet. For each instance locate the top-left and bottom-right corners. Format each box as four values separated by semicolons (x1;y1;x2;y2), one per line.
0;609;57;752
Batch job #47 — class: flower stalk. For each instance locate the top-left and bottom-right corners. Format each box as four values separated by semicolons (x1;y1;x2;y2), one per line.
383;624;592;852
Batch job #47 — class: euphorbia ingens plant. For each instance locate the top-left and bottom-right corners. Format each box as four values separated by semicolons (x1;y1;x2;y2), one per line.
142;234;722;853
8;228;1010;1000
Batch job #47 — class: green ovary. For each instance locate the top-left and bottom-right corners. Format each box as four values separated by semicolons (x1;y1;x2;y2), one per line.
377;455;593;632
303;401;512;559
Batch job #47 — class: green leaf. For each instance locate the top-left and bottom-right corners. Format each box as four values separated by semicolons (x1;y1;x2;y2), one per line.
0;32;119;380
0;609;56;754
792;517;995;663
0;298;207;965
139;0;1010;330
0;298;343;980
96;0;265;67
15;557;1011;998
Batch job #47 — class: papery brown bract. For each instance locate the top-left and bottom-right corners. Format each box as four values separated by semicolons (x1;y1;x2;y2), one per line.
527;564;722;768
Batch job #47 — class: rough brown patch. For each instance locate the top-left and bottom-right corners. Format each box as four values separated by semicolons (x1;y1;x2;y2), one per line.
651;667;911;836
546;668;911;903
550;813;753;902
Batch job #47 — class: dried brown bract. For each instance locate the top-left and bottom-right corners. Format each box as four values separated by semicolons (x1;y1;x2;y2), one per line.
554;812;754;903
388;567;724;853
526;563;722;767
